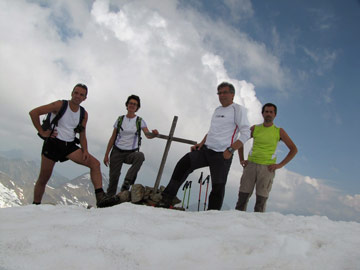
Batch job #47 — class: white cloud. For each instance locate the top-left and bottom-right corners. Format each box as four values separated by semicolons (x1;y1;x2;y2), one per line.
340;194;360;212
302;47;337;76
308;8;336;31
224;0;254;22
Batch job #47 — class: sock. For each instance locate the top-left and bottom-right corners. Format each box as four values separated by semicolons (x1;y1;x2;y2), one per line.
95;188;104;194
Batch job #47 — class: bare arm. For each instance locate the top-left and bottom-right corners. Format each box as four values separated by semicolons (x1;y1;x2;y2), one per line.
79;111;89;160
103;128;117;166
143;127;159;139
29;100;63;138
268;128;298;172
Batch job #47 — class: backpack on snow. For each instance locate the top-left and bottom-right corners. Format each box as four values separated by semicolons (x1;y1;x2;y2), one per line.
38;100;85;144
115;115;142;150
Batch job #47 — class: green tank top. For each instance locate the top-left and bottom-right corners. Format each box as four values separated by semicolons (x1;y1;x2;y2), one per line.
248;124;280;165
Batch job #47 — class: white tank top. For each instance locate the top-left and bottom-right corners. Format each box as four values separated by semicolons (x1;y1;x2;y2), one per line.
51;103;80;142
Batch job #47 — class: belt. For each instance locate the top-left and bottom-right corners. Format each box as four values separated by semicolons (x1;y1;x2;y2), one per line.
114;145;138;153
49;137;75;145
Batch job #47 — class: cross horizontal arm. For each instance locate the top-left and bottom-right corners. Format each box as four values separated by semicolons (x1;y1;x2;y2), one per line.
145;133;197;145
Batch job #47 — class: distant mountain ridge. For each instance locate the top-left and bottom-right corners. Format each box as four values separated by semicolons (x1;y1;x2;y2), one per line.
0;155;109;207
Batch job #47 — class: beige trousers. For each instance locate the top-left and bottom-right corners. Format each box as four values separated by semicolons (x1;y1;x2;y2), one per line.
239;161;275;197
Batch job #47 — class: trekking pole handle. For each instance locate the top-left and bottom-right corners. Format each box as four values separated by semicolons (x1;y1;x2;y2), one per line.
198;172;203;184
182;180;189;190
202;175;210;185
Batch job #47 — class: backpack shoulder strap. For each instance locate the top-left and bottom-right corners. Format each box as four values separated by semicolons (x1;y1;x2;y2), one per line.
51;100;68;126
79;106;85;126
136;116;142;133
113;115;125;146
116;115;125;134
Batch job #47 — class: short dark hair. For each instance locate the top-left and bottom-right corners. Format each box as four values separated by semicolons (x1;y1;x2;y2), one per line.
262;103;277;115
217;82;235;94
125;95;141;111
73;83;88;96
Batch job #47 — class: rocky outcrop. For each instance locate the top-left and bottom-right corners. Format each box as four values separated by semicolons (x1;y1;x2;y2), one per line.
115;184;181;206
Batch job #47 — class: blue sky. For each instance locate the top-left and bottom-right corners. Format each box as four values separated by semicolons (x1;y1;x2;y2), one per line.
189;0;360;192
0;0;359;221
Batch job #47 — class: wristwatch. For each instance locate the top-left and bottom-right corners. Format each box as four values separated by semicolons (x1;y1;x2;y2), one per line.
226;146;235;154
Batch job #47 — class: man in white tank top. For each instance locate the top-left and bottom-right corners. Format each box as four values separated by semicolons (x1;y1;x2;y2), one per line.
29;83;108;207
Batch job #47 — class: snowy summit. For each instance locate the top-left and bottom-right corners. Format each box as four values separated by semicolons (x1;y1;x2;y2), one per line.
1;203;360;270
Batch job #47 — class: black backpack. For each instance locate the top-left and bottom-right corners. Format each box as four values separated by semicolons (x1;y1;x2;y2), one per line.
38;100;85;144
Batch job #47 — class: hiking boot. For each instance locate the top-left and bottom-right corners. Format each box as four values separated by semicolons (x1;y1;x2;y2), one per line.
254;195;268;212
95;189;106;205
97;194;121;208
120;179;131;192
235;192;251;211
156;193;173;208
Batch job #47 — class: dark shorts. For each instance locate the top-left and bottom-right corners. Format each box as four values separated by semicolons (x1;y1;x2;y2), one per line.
42;138;79;162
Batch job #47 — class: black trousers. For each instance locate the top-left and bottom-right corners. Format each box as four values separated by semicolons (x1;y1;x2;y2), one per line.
163;146;232;210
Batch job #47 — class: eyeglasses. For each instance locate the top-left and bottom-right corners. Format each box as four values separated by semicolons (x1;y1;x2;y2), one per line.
128;102;138;106
217;91;231;95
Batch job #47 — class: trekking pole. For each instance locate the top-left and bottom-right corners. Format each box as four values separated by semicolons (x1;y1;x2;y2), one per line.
182;181;189;208
186;181;192;209
197;172;203;211
203;175;210;211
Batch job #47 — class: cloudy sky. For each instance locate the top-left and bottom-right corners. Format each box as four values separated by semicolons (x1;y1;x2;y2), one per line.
0;0;359;221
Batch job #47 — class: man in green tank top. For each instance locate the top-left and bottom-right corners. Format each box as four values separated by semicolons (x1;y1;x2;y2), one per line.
235;103;297;212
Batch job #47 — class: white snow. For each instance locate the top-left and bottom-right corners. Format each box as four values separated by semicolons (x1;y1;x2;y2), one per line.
1;203;359;269
0;182;21;207
67;183;80;189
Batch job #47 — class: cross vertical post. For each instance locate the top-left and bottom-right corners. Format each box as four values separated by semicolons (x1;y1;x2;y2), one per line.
153;116;178;192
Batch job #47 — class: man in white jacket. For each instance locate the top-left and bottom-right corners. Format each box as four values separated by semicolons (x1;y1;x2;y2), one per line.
159;82;251;210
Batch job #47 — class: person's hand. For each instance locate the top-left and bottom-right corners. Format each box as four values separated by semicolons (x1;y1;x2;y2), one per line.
39;129;57;138
82;150;89;161
103;155;109;167
152;129;159;135
240;160;248;168
191;143;202;151
223;150;233;160
268;164;281;172
50;129;58;138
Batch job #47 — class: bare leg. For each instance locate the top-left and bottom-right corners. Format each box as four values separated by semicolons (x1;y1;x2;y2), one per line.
67;149;102;189
33;155;56;203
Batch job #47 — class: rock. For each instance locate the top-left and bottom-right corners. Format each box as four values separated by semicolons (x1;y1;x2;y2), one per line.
150;192;162;203
131;184;145;203
111;183;184;207
117;190;131;203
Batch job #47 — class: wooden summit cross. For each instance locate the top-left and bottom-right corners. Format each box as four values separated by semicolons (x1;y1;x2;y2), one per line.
147;116;197;192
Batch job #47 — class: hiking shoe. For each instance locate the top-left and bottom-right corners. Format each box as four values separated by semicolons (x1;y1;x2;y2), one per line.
97;194;121;208
156;200;173;209
155;192;173;208
120;179;131;192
